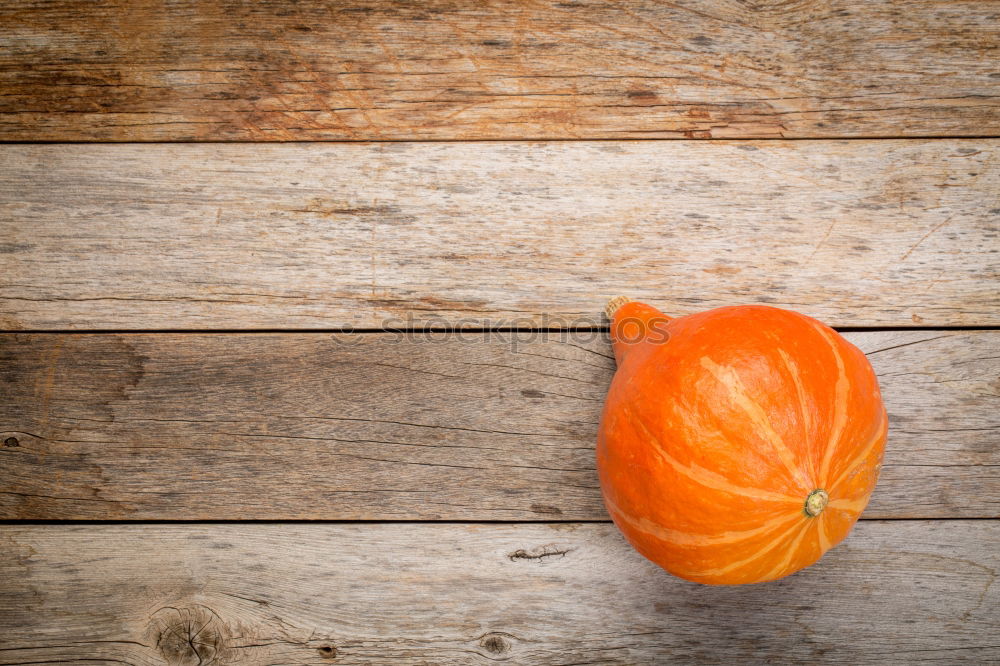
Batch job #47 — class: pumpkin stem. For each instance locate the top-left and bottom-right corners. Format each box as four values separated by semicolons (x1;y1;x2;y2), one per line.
604;296;631;321
605;297;672;366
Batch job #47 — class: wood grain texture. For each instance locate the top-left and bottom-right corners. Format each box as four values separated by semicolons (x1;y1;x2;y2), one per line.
2;140;998;330
1;521;997;664
1;0;999;140
1;330;995;520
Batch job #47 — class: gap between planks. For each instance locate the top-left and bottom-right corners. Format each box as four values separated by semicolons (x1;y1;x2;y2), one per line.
2;517;999;526
4;135;1000;144
5;326;1000;334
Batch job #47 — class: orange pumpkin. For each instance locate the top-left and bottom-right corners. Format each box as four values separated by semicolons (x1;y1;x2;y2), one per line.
597;298;887;585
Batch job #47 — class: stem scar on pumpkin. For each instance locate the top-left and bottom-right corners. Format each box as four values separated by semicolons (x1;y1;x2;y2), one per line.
804;489;829;517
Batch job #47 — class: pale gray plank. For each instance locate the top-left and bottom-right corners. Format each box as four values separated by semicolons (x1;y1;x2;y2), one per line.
1;141;998;330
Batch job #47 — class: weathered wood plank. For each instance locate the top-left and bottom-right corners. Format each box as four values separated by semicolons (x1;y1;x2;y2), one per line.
1;522;997;664
1;330;995;520
1;0;998;140
2;140;998;330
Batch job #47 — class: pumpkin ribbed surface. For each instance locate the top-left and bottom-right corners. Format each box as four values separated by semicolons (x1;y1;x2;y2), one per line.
597;302;887;585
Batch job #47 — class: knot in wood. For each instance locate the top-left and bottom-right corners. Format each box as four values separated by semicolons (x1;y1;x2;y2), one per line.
148;604;233;666
479;632;514;655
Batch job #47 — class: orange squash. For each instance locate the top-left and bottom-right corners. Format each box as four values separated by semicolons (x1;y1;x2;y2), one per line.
598;298;887;585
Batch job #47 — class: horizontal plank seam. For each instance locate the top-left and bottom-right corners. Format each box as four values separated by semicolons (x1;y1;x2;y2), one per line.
0;518;996;526
4;325;1000;335
2;135;1000;145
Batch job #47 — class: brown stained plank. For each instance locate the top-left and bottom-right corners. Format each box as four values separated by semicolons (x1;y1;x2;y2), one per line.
0;0;998;140
2;140;998;330
0;522;997;663
1;331;995;520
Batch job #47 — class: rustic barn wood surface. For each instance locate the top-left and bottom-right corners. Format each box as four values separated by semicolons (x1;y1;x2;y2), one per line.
1;330;996;520
1;0;998;140
1;0;998;664
1;522;997;664
2;141;998;330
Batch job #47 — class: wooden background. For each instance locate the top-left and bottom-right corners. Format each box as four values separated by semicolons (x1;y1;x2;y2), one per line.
1;1;998;664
